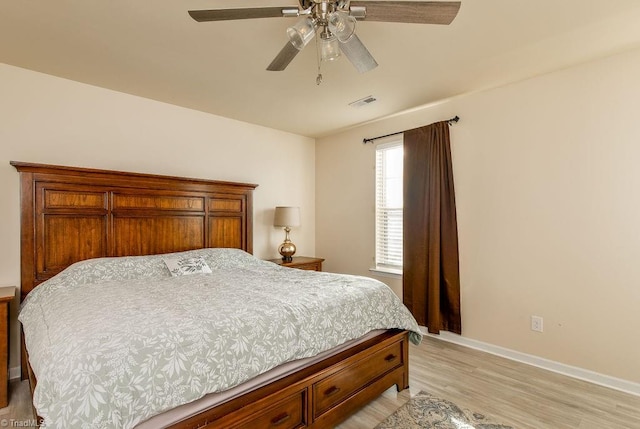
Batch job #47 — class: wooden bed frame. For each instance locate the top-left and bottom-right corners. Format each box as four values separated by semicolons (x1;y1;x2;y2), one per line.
12;161;410;429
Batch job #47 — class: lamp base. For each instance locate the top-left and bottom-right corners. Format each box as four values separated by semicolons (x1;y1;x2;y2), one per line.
278;240;296;262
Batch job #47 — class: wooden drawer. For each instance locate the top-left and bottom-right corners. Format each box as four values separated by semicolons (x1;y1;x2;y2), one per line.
231;390;306;429
267;257;324;272
312;340;403;417
292;262;321;271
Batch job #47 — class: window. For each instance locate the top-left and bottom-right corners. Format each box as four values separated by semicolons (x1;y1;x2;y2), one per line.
374;140;403;274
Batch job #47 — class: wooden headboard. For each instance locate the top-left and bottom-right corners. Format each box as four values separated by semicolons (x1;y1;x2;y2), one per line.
11;162;258;301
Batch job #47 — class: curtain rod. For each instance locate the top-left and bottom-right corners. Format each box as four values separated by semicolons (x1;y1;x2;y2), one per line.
362;116;460;144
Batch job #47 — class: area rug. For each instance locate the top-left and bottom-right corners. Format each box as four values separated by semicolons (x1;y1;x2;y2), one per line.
375;391;514;429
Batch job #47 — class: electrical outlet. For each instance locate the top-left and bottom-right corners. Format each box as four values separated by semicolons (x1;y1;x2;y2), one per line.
531;315;544;332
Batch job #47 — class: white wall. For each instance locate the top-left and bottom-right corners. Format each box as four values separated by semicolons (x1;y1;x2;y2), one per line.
0;63;316;373
316;47;640;383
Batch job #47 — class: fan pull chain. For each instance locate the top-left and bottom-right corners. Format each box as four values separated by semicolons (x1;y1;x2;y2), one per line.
315;33;323;85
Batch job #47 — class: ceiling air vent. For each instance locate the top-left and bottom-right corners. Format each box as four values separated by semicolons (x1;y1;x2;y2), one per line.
349;95;377;108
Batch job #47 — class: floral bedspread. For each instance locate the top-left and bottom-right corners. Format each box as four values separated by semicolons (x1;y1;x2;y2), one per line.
19;248;421;428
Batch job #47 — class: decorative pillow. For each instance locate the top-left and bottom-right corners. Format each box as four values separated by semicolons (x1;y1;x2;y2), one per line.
163;256;213;277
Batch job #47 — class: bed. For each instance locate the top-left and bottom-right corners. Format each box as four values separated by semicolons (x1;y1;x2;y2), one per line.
12;161;422;429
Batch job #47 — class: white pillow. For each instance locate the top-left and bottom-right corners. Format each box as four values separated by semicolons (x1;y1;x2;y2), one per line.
163;256;213;277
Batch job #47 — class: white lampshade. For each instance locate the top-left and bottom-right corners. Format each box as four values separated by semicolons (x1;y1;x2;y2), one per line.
274;206;301;227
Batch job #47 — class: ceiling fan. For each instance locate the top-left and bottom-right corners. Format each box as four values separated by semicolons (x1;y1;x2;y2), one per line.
189;1;461;77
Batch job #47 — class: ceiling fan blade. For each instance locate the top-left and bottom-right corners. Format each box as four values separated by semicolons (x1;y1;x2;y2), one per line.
339;34;378;73
188;7;297;22
349;1;461;24
267;42;301;71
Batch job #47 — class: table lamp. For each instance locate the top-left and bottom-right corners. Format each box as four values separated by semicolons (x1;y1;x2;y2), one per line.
274;206;300;262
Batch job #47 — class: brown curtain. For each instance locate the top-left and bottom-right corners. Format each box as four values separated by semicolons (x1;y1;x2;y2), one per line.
403;121;461;335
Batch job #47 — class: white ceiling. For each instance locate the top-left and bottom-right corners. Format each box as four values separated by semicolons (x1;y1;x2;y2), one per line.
2;1;640;138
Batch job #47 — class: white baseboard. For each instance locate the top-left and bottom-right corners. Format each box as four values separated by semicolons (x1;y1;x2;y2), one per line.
423;328;640;397
9;366;21;381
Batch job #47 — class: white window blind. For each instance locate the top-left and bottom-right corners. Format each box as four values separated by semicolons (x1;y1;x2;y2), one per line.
375;141;403;271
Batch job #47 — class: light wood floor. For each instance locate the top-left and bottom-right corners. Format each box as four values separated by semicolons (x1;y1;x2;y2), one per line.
338;336;640;428
2;336;639;428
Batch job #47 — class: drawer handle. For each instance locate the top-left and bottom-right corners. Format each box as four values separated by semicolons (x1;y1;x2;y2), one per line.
270;412;291;426
324;385;341;397
384;354;398;362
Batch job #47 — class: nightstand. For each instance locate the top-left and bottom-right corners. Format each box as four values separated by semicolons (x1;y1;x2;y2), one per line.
0;286;15;408
268;256;325;272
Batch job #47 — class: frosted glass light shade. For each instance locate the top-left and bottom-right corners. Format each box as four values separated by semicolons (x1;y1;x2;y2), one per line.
274;206;301;227
321;36;341;62
328;11;356;42
287;18;316;50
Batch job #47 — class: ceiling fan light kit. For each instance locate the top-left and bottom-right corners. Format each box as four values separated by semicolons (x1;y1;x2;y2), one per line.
189;1;461;78
320;33;341;62
327;10;356;42
287;17;317;50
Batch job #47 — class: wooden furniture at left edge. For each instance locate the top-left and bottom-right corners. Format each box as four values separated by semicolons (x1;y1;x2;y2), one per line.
0;286;15;408
11;161;411;428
